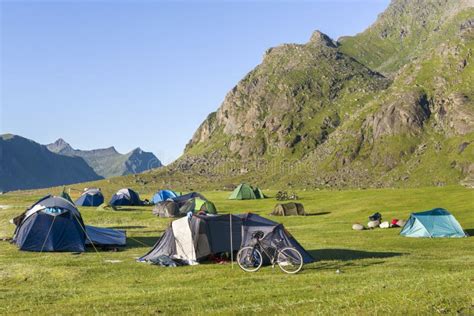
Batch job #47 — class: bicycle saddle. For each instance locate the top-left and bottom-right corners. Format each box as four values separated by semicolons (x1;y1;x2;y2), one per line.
252;231;265;240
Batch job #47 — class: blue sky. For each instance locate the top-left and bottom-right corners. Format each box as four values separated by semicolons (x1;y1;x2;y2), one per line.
0;0;390;164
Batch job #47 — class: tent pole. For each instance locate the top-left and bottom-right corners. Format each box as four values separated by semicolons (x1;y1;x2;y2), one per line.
230;214;233;269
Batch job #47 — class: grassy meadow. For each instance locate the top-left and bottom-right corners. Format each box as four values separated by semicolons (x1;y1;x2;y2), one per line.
0;186;473;314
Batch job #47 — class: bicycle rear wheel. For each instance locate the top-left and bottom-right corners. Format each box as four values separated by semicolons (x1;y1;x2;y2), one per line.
277;247;303;274
237;246;263;272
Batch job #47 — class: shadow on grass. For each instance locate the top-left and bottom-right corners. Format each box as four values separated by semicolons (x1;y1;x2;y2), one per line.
113;208;148;212
464;229;474;236
306;212;331;216
308;248;404;261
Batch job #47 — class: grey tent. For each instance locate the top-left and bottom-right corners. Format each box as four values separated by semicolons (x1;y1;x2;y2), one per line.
138;213;313;265
271;203;306;216
139;215;242;263
153;201;181;218
172;192;207;204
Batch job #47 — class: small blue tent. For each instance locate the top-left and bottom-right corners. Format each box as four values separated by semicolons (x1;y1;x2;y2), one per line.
152;190;178;204
109;188;142;206
75;188;104;207
13;196;86;252
400;208;466;238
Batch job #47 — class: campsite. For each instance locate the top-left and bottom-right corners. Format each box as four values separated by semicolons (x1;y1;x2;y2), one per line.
0;185;472;314
2;0;474;314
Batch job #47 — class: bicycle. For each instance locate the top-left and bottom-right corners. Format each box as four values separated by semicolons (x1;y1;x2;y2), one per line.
237;231;303;274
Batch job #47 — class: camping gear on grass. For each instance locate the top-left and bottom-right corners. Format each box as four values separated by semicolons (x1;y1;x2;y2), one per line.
380;221;390;229
138;213;313;266
152;190;179;204
396;219;407;227
228;183;265;200
12;195;126;252
275;191;299;201
109;188;142;206
75;188;104;207
367;220;380;229
369;212;382;222
400;208;466;238
271;203;306;216
352;223;365;230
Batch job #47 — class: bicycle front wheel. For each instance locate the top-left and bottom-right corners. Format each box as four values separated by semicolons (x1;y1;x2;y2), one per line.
237;246;263;272
277;247;303;274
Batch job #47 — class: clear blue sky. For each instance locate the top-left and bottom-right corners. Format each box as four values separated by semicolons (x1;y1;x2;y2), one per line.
0;0;390;164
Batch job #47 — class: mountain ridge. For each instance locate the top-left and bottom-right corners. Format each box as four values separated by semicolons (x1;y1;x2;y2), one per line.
0;134;102;192
47;138;162;178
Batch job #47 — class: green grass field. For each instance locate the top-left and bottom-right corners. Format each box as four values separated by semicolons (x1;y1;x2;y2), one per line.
0;186;473;314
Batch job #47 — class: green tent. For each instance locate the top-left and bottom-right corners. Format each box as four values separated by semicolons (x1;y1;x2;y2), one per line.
194;198;207;211
254;187;265;199
400;208;466;238
200;200;217;214
228;183;262;200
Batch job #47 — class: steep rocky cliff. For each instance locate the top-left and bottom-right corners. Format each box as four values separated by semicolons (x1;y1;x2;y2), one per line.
176;0;474;188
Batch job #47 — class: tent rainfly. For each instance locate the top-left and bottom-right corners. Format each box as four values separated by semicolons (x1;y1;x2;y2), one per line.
75;188;104;207
152;190;179;204
109;188;142;206
400;208;467;238
12;195;126;252
228;184;265;200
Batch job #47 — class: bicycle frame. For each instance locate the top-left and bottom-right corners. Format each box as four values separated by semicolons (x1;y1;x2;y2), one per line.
252;238;283;267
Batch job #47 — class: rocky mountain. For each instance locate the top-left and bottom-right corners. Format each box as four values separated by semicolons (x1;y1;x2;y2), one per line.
47;138;162;178
0;134;101;192
172;0;474;189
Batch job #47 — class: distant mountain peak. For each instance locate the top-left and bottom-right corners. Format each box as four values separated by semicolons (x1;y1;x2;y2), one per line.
130;147;143;154
47;140;162;178
308;30;338;47
49;138;73;152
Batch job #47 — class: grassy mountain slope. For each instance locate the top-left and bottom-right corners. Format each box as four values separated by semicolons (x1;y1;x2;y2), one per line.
339;0;474;75
47;139;162;178
0;134;101;191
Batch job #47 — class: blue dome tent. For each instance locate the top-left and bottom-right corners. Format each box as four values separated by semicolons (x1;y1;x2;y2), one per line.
152;190;179;204
109;188;142;206
400;208;467;238
13;195;127;252
13;196;86;252
75;188;104;207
